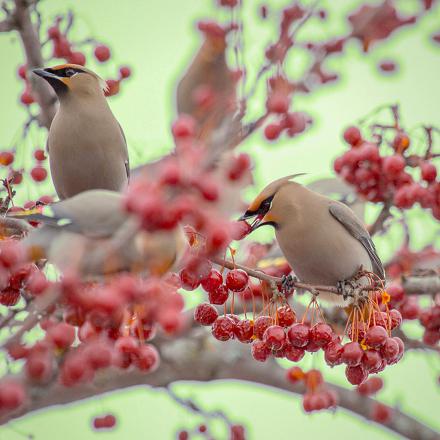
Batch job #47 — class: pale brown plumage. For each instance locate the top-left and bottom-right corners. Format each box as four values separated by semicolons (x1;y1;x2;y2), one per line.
33;64;129;200
241;175;385;305
14;190;186;277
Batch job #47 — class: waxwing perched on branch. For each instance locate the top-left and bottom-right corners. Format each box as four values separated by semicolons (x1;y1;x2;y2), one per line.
12;190;186;277
239;175;385;305
33;64;129;200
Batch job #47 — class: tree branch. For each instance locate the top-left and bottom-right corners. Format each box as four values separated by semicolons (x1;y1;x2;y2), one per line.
12;0;56;128
1;328;438;440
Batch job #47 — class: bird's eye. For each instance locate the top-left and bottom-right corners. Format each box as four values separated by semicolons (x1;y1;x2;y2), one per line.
65;69;76;77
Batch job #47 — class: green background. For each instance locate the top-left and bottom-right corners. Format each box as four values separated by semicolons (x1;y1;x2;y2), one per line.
0;1;439;439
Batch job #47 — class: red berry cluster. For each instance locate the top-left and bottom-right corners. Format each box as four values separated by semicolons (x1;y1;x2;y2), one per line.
263;75;311;141
0;240;45;306
125;115;252;256
286;367;337;412
420;302;440;347
334;121;439;220
194;271;404;386
0;274;186;413
93;414;116;430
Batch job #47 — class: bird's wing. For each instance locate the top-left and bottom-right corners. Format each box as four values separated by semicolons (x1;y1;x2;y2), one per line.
9;191;126;239
118;122;130;181
328;201;385;280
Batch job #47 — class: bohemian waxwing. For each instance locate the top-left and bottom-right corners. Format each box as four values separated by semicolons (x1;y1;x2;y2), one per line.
239;175;385;305
13;190;186;277
33;64;129;200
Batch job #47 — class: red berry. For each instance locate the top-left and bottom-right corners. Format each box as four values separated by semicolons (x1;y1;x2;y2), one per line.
132;344;159;372
119;66;131;79
380;337;400;363
341;342;363;366
46;323;75;349
253;316;274;340
94;45;111;62
211;316;235;341
365;325;388;348
387;283;405;304
179;268;200;291
115;336;139;354
263;325;286;350
172;115;196;138
25;352;52;381
208;285;229;305
277;305;296;327
324;340;343;367
17;65;27;79
0;380;26;410
266;93;289;114
361;350;383;372
68;51;86;66
194;302;218;325
286;366;304;384
0;151;14;166
47;25;61;39
383;155;405;178
357;377;383;395
251;340;270;361
284;344;305;362
371;403;392;424
389;309;402;329
343;126;362;146
400;297;420;319
421;162;437;183
345;365;367;385
33;149;46;161
105;79;120;97
287;323;310;347
178;431;189;440
264;123;281;140
30;166;47;182
310;323;333;347
200;269;223;292
379;60;396;72
234;319;254;343
225;269;249;292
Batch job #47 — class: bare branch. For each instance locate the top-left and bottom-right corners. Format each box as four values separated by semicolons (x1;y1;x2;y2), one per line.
1;329;438;440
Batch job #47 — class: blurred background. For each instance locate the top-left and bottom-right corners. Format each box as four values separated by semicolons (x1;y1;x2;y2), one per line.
0;0;439;439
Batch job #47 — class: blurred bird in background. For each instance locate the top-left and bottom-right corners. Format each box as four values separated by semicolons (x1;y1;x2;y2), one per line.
11;190;186;278
33;64;129;200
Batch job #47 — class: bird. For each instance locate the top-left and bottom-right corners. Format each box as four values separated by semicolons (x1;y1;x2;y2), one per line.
32;64;129;200
239;175;385;305
12;190;186;278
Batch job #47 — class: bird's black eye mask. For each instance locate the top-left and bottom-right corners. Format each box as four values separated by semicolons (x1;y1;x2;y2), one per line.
238;195;276;231
33;67;84;94
46;67;83;78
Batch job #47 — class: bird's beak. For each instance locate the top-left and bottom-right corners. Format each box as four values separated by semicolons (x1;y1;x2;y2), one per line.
33;68;68;93
238;211;265;232
32;68;60;81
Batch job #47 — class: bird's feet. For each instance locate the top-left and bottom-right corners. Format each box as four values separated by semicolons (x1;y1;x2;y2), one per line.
337;279;356;302
281;274;298;295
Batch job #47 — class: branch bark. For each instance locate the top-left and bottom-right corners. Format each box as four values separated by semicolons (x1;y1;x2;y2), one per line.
12;0;56;128
1;328;438;440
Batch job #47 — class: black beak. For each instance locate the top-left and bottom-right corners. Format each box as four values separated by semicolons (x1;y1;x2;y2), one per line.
238;211;265;232
32;68;60;81
33;68;67;94
238;210;254;222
